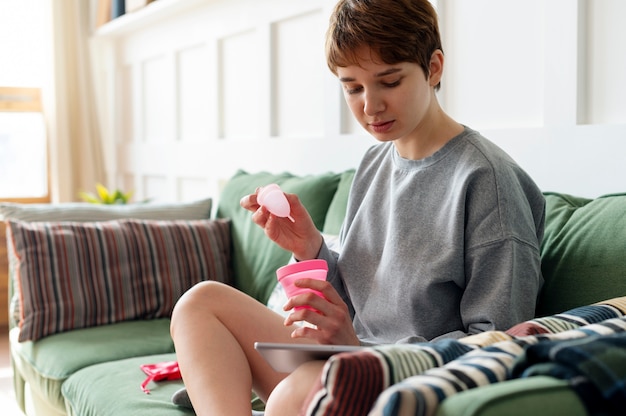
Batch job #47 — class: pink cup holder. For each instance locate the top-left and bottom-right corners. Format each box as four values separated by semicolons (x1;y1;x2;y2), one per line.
276;259;328;310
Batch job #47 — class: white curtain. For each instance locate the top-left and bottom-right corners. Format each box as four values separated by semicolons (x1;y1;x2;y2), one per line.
44;0;105;202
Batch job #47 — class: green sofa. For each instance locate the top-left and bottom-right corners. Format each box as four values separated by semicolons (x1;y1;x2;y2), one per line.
1;169;351;416
2;169;626;416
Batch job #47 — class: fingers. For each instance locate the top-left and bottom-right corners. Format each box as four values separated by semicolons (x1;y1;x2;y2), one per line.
285;279;344;307
240;189;260;211
282;280;357;345
284;193;306;219
284;294;345;330
241;190;297;224
286;305;356;345
241;190;298;213
242;189;321;258
240;190;280;228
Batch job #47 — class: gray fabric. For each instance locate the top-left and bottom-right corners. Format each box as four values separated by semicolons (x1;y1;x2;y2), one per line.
171;388;265;415
319;127;545;345
172;387;194;410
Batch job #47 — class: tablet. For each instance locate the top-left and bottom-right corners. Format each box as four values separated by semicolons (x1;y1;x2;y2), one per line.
254;342;362;373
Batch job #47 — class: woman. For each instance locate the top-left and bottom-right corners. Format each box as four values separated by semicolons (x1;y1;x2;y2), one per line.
170;0;545;414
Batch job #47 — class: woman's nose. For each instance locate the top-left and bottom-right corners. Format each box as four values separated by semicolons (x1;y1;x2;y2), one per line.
363;90;385;116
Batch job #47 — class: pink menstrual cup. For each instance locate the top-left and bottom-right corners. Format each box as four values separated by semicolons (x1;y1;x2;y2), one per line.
257;183;294;222
276;259;328;310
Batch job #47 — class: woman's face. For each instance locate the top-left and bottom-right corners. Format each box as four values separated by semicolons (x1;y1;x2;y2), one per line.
336;46;440;146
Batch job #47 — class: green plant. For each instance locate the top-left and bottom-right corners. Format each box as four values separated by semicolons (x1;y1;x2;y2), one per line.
79;183;133;205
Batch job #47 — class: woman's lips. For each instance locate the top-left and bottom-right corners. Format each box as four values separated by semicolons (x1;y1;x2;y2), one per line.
370;120;394;134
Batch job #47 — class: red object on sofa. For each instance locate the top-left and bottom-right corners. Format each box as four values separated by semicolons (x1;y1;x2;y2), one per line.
140;361;182;394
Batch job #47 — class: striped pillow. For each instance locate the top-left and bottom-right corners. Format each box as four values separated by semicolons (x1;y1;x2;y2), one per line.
303;339;476;416
1;198;213;328
506;297;626;336
7;218;231;342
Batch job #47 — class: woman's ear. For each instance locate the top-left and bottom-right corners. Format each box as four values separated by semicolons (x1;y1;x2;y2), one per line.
428;49;444;87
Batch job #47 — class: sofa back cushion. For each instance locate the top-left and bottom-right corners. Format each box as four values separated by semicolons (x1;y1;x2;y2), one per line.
537;192;626;316
8;218;231;342
216;170;342;303
0;198;212;222
322;169;355;235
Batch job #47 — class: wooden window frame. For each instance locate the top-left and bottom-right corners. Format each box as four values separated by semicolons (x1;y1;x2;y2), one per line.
0;86;50;204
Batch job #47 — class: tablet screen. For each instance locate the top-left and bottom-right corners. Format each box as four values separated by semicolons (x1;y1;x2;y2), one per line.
254;342;362;373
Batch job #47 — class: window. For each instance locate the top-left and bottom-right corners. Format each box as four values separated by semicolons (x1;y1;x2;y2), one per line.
0;0;49;203
0;87;48;201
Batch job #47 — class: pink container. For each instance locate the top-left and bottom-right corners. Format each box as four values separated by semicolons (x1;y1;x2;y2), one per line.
276;259;328;309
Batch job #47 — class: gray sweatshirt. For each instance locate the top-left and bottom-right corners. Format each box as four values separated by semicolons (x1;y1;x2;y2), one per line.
318;127;545;345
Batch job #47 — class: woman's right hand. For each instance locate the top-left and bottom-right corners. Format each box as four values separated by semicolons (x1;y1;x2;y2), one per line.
283;278;359;346
240;190;323;261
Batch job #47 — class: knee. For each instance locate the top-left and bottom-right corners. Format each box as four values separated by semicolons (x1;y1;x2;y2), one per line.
170;280;226;337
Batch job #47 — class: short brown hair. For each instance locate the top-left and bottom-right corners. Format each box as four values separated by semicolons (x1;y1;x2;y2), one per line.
326;0;443;86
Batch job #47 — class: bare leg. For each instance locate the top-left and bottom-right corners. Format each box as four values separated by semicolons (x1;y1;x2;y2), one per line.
264;360;326;416
170;281;311;416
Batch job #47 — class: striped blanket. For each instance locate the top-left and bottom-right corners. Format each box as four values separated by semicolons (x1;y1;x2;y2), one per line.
512;331;626;415
302;296;626;416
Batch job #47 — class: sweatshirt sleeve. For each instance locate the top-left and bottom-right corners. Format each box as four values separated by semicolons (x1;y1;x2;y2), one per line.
460;237;543;335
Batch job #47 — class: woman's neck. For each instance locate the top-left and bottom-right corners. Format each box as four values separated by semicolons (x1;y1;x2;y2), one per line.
394;108;464;161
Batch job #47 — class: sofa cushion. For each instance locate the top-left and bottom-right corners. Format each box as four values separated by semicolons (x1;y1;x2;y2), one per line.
0;198;212;222
216;170;342;303
61;353;192;416
510;331;626;414
1;198;213;328
435;376;587;416
61;351;264;416
322;169;354;235
10;320;175;413
538;192;626;316
8;218;231;341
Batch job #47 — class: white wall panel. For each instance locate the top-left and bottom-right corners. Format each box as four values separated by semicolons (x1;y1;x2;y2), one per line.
586;0;626;124
118;65;134;143
485;125;626;198
177;44;212;142
143;175;167;202
272;10;325;137
219;30;259;139
441;0;544;129
142;55;172;142
340;97;364;135
541;0;585;126
177;177;210;202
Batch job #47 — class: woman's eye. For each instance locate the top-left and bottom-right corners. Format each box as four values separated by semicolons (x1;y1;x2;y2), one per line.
344;86;363;95
382;79;401;88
